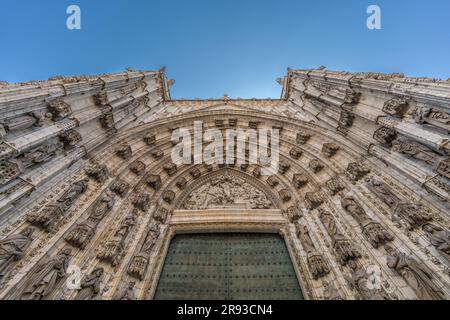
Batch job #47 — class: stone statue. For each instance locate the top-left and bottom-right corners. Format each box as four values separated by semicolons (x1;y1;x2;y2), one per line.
75;268;104;300
113;281;136;300
322;143;340;158
115;210;138;239
366;177;400;208
392;139;441;166
58;179;89;211
22;248;72;300
90;191;115;222
341;197;393;248
85;162;109;183
20;142;62;168
141;222;160;255
422;224;450;261
27;204;63;230
0;227;34;278
385;245;444;300
319;209;361;265
341;197;367;224
346;261;389;300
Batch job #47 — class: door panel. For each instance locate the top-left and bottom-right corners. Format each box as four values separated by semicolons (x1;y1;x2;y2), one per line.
154;233;304;300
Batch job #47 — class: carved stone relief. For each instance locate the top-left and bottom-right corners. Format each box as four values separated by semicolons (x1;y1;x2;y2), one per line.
347;162;370;181
130;161;146;176
385;245;444;300
341;197;393;248
116;144;132;160
383;97;409;118
292;174;309;189
59;130;82;149
309;159;324;173
373;127;397;147
47;99;72;121
411;106;450;133
85;162;109;183
181;172;273;210
319;209;361;265
0;227;34;278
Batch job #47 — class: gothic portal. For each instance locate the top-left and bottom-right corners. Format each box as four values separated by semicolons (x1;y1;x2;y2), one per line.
0;68;449;300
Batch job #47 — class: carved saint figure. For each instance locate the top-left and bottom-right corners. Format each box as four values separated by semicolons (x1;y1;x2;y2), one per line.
385;245;444;300
0;227;34;277
422;224;450;260
90;191;115;222
113;281;136;300
346;261;389;300
22;248;71;300
58;179;89;211
341;197;367;223
141;222;160;255
366;177;400;208
391;139;441;166
75;268;104;300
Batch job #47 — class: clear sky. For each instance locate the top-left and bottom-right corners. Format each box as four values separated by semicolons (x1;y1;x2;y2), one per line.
1;0;449;99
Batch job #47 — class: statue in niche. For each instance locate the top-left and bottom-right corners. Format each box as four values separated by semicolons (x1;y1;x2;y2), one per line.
20;142;63;168
411;106;450;133
141;222;160;256
391;139;441;166
322;281;342;300
319;209;361;265
365;177;400;208
113;281;136;300
422;224;450;261
393;203;432;230
296;223;316;254
75;268;104;300
21;248;71;300
98;210;138;266
90;191;115;222
58;179;89;211
346;261;389;300
0;227;34;278
385;245;444;300
341;197;367;224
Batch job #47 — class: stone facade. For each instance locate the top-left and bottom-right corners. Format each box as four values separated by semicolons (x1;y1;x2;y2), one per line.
0;68;449;300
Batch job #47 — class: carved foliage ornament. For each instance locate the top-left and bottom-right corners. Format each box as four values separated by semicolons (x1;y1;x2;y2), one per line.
383;97;409;118
373;127;397;147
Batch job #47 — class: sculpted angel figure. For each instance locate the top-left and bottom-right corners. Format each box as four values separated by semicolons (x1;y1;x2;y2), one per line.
0;227;34;278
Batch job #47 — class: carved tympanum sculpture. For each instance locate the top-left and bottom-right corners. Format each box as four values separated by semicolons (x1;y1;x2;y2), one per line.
21;248;72;300
385;245;444;300
75;268;104;300
0;227;34;278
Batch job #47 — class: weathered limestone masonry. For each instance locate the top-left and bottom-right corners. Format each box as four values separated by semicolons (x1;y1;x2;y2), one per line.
0;68;449;300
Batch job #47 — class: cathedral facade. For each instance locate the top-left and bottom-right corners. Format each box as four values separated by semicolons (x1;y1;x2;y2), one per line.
0;68;449;300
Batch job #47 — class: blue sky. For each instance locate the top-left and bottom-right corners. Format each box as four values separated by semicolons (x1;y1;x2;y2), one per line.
1;0;449;99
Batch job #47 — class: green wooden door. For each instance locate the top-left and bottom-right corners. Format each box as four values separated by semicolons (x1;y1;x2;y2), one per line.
154;233;304;300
